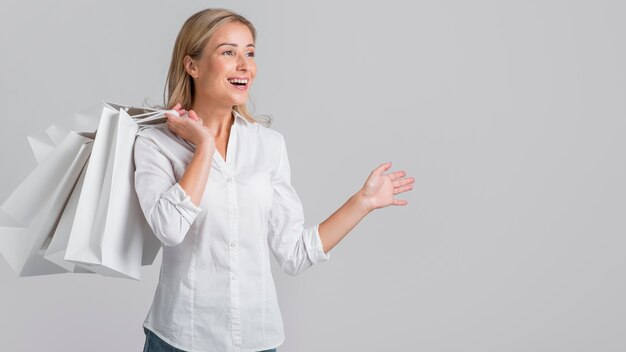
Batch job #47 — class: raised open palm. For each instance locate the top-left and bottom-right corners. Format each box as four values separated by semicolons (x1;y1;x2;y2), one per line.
360;162;415;211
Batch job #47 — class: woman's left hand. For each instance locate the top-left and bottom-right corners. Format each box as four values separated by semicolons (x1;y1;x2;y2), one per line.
358;162;415;211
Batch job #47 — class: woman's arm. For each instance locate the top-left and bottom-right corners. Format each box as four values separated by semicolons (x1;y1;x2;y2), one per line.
133;105;216;247
177;141;214;206
165;107;216;206
318;162;415;253
134;136;203;247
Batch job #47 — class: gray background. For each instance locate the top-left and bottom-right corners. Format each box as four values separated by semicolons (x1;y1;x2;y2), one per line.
0;0;624;351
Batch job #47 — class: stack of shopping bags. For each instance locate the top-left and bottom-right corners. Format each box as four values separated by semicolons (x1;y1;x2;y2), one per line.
0;102;177;280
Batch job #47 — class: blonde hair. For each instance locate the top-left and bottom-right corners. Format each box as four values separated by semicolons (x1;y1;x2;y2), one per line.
163;8;270;127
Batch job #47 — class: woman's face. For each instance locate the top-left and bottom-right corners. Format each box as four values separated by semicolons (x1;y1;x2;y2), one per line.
187;21;256;108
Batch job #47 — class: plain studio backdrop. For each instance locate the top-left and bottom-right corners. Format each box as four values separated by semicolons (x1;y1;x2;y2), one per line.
0;0;624;351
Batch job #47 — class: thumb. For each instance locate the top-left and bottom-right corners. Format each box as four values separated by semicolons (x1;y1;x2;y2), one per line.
189;110;200;121
374;162;392;175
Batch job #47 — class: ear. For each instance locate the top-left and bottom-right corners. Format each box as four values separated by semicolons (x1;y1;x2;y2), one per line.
183;55;199;78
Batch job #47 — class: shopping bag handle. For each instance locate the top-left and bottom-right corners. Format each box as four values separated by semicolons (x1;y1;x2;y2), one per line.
133;109;180;126
103;101;179;126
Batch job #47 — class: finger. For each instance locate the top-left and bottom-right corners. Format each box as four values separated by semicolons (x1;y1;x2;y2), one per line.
393;184;413;194
189;110;200;121
388;170;406;181
167;121;176;133
169;105;182;116
392;199;408;206
393;176;415;187
374;162;392;175
166;114;179;130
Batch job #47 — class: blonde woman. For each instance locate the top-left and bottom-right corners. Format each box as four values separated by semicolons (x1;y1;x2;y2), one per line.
133;8;415;352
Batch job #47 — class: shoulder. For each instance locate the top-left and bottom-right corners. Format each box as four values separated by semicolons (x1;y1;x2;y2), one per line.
242;122;288;173
257;123;283;142
258;125;289;164
135;125;194;155
247;120;285;148
136;125;176;145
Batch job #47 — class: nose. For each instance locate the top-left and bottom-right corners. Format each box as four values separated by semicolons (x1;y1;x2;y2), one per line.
236;54;248;72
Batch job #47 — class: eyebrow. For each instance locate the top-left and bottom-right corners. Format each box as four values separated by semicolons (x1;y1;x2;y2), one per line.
216;43;256;49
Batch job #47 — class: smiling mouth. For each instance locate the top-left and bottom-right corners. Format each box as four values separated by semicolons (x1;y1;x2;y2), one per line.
227;78;249;87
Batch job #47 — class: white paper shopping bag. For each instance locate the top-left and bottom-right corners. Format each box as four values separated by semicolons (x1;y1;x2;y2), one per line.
2;131;92;227
27;127;57;164
0;132;93;276
0;100;174;279
43;158;95;274
64;103;169;280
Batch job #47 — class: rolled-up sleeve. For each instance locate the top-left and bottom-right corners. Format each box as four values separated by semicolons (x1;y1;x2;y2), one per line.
267;134;330;276
133;135;202;247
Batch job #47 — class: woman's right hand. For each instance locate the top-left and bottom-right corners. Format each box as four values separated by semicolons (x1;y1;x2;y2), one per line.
165;104;215;150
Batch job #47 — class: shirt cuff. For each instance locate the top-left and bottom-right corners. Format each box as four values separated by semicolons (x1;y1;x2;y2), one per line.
161;182;203;224
305;223;331;263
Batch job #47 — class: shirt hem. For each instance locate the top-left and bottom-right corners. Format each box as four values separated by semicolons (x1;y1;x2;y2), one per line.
252;334;285;352
142;322;285;352
142;322;193;351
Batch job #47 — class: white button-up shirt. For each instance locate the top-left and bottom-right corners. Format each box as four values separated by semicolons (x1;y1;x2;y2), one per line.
133;110;331;352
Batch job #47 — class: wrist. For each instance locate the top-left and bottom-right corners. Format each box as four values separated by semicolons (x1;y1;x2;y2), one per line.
353;190;374;214
195;140;214;154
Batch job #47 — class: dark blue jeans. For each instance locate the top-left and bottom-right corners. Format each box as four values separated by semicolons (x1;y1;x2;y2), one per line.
143;327;277;352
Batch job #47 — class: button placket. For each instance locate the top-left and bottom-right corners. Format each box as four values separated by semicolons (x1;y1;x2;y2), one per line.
225;163;242;347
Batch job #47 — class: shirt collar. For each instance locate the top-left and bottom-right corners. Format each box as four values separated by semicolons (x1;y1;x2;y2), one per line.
233;109;254;127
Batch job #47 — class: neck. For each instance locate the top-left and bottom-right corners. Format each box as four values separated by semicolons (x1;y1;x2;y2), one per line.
190;101;234;137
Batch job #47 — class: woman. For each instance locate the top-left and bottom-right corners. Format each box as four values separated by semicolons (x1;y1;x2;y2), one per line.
134;8;415;352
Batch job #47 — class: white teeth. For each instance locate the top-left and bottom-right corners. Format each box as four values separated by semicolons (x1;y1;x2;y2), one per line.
228;78;248;85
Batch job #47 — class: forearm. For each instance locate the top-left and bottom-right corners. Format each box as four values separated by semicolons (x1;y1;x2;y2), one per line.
178;142;215;206
318;191;372;254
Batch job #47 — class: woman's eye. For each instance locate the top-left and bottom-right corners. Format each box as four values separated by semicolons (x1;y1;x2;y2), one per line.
222;50;254;57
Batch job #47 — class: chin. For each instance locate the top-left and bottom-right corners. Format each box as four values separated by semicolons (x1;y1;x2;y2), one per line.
230;97;248;106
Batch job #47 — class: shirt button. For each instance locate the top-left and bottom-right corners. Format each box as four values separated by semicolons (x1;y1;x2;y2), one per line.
226;176;232;183
230;242;237;248
230;209;237;216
